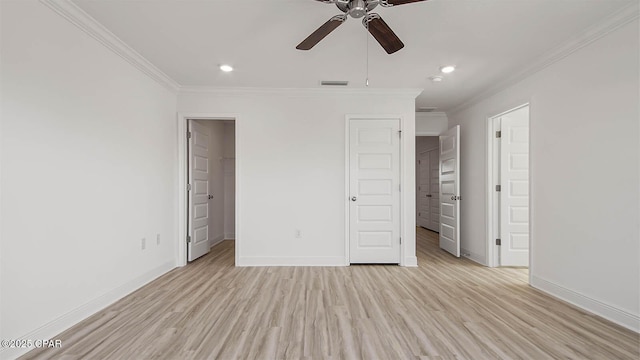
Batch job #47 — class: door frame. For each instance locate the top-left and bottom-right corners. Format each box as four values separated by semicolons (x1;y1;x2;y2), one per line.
177;113;240;267
345;114;414;266
485;103;531;268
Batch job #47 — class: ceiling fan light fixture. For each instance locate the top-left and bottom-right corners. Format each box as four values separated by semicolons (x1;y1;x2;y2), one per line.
219;64;234;72
348;0;368;18
440;65;456;74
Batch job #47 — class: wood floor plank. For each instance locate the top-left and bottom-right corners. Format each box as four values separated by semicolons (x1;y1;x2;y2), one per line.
21;230;639;360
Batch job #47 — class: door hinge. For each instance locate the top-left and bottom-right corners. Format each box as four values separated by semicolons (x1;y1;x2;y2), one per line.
187;131;192;139
187;235;192;243
496;238;501;246
495;185;501;192
398;130;402;138
418;212;421;217
495;131;502;138
187;184;192;191
399;184;401;192
418;186;421;191
400;237;402;244
418;160;421;164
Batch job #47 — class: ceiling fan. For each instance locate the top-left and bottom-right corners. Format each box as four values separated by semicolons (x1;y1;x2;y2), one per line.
297;0;427;54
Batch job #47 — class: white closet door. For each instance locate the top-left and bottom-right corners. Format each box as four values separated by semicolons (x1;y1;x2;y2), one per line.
188;121;211;262
349;119;401;264
439;125;460;257
499;107;530;266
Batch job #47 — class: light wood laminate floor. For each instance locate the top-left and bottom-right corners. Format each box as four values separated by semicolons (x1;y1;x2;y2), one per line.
23;228;639;359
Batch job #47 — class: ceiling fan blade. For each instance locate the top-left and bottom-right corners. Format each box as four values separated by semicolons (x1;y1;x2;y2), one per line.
296;15;347;50
381;0;428;6
364;14;404;54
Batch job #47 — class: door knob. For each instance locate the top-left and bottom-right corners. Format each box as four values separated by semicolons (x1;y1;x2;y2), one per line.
426;194;432;198
351;196;357;202
451;196;455;201
208;195;214;200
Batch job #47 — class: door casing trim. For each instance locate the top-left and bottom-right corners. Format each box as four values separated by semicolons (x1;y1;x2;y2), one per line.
485;103;531;269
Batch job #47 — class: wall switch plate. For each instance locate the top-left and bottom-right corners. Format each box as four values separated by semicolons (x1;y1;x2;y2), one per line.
156;234;161;245
141;238;146;250
295;229;302;239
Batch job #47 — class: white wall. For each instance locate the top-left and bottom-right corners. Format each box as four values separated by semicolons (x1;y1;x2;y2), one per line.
193;120;225;247
448;19;639;330
223;122;235;239
178;89;418;266
0;1;178;357
416;112;448;135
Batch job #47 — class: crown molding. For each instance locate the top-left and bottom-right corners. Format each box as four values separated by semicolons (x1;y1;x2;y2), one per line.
179;86;424;98
40;0;180;93
449;2;639;115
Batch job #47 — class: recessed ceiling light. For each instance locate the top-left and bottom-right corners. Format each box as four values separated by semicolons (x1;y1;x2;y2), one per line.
440;65;456;74
429;75;444;82
219;64;234;72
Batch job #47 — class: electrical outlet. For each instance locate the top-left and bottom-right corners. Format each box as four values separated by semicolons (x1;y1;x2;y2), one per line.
295;229;302;239
156;234;161;245
141;238;146;250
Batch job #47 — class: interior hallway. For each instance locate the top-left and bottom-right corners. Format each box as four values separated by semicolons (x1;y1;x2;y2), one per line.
22;229;639;359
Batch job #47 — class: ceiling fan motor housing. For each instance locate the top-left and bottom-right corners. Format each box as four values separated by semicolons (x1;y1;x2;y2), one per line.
336;0;379;18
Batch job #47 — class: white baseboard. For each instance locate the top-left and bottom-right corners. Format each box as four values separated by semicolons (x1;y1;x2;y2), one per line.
209;234;224;248
237;256;346;267
404;256;418;267
531;275;639;333
461;247;487;266
224;233;235;240
0;261;175;360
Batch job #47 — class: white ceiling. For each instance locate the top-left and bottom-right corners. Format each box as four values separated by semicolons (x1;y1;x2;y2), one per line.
72;0;634;111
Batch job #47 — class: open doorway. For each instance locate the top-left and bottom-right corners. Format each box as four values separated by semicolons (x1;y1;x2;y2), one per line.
487;104;530;267
187;119;235;262
416;136;440;233
416;126;461;259
177;115;238;267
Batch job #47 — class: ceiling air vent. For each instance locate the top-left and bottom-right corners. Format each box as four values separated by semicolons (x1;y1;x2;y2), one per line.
321;80;349;86
417;107;438;112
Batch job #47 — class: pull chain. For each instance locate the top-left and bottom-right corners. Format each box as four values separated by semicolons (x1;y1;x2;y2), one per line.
366;19;370;87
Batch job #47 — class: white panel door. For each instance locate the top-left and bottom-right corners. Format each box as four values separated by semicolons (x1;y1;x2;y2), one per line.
188;120;211;262
417;151;430;228
500;107;530;266
349;119;401;264
428;148;440;232
439;125;460;257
